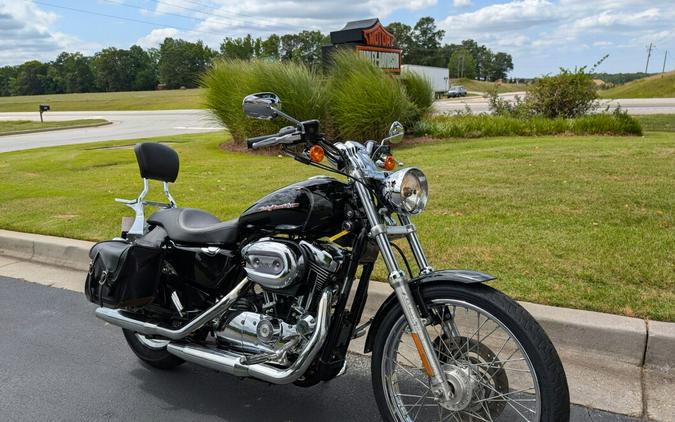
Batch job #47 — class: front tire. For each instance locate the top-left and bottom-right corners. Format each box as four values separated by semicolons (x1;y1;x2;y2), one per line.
122;329;185;369
371;283;569;422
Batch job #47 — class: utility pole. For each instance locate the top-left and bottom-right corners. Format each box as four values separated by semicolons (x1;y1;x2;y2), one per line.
645;42;653;73
663;50;668;74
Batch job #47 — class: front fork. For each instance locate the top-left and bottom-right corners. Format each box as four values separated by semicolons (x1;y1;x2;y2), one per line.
354;183;454;401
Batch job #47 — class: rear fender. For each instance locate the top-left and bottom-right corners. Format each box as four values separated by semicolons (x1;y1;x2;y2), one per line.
363;270;495;353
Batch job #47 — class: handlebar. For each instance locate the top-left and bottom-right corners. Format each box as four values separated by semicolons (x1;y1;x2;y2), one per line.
246;126;301;150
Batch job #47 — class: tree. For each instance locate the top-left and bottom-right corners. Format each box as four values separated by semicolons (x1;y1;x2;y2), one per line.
261;34;280;60
159;38;215;89
129;45;158;90
280;33;301;61
386;22;414;61
92;48;134;92
54;52;95;93
412;17;445;50
487;52;513;81
13;60;49;95
220;35;256;60
448;49;476;79
292;30;329;67
0;66;16;96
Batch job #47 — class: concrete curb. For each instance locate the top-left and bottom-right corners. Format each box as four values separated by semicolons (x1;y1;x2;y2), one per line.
0;229;672;369
0;120;112;137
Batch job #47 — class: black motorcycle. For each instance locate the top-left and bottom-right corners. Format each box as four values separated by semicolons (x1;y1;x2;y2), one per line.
85;92;570;421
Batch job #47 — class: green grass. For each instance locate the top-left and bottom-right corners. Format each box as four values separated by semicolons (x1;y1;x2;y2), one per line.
415;114;642;138
600;72;675;99
0;131;673;320
0;89;206;112
0;119;108;135
634;114;675;132
450;78;526;94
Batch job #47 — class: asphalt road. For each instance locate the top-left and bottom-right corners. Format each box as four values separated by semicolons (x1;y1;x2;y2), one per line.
0;276;640;422
0;110;222;153
434;94;675;115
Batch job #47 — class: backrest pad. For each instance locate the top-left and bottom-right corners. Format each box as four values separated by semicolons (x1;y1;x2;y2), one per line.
134;142;179;183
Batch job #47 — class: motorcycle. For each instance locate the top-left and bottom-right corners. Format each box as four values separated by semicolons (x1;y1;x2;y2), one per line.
85;92;570;421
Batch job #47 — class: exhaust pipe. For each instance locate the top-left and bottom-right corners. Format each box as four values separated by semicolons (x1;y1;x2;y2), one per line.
94;278;249;340
166;290;332;384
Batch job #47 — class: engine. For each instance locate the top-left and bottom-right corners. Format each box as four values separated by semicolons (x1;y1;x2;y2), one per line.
215;239;347;363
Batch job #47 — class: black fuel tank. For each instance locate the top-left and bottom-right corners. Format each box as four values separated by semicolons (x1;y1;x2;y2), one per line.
239;176;350;238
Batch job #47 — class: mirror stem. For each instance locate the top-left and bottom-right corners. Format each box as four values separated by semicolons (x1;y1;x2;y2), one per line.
274;109;304;132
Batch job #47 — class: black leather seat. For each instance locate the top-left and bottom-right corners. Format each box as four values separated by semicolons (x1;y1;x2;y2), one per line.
147;208;239;246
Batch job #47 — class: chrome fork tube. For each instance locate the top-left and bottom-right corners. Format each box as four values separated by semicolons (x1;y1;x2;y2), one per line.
398;214;434;275
353;182;452;400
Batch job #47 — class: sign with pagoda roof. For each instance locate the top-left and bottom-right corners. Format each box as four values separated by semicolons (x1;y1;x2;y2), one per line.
325;18;402;74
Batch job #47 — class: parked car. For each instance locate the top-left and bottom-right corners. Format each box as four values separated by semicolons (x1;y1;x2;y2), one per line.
447;85;467;98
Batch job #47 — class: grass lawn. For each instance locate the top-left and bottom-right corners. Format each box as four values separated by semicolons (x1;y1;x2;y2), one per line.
0;131;672;320
634;114;675;132
450;78;527;94
600;71;675;99
0;119;108;135
0;89;206;112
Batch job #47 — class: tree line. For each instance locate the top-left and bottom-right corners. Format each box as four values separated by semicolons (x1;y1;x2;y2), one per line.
0;17;513;97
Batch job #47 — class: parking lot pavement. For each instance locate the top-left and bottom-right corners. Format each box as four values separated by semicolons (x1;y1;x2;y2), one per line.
0;276;641;422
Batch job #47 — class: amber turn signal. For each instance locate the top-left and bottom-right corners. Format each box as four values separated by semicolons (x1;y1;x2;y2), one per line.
309;145;325;163
383;155;396;171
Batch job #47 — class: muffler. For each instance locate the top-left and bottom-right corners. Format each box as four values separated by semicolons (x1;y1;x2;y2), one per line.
166;290;332;384
94;279;249;340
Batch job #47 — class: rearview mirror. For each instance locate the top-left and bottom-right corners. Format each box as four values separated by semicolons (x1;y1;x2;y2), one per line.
384;121;404;144
242;92;281;120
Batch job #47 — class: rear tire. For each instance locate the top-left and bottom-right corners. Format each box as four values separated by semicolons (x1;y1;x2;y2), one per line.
122;329;185;370
371;283;570;422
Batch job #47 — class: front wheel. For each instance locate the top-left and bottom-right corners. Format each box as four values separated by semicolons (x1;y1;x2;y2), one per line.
371;283;570;422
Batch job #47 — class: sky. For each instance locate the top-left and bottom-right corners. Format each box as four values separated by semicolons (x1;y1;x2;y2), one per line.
1;0;674;77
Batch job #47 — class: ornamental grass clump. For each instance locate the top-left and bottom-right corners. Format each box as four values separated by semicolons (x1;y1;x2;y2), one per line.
399;70;434;121
323;51;416;141
202;59;325;142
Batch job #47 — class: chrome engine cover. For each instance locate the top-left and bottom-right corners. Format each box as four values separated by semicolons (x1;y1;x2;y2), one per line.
241;240;305;290
216;311;300;356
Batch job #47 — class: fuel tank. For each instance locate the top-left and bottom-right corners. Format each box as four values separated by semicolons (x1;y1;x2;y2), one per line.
239;176;350;239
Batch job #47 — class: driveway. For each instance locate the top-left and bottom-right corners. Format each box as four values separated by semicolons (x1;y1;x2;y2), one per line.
0;110;221;153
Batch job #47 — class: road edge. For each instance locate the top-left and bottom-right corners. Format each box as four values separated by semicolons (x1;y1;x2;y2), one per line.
0;120;112;137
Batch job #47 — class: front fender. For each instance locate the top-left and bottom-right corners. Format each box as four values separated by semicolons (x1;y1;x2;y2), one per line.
363;270;495;353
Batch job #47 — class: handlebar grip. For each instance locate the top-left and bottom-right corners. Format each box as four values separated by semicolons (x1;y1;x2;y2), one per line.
246;134;276;149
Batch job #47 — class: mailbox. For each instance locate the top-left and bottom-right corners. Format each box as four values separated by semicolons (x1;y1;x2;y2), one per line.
39;104;50;122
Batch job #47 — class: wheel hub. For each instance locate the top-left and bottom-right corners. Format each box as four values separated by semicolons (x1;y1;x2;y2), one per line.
438;364;475;411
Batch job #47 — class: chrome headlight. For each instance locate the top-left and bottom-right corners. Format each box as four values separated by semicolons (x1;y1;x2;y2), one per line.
382;168;429;214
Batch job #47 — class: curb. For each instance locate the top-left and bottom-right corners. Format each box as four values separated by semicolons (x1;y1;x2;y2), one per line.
0;121;112;137
0;229;672;369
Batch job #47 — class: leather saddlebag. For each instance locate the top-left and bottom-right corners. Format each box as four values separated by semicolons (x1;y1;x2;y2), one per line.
84;239;162;308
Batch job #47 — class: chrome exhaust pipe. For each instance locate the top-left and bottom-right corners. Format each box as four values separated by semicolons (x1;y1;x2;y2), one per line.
94;278;250;340
166;290;332;385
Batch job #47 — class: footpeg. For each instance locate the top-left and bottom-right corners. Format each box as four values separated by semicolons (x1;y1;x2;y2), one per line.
242;352;276;365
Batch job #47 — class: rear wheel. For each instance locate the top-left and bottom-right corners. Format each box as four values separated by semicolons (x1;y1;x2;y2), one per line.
122;329;185;369
371;283;570;422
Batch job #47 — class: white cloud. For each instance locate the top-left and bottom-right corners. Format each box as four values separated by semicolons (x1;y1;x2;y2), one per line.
453;0;472;7
0;1;97;65
136;28;179;49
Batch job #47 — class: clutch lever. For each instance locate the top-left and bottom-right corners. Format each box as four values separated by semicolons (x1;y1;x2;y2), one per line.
251;133;301;149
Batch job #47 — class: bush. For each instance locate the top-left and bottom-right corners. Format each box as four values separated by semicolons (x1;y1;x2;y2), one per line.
325;51;416;141
203;52;424;143
400;71;434;121
202;59;325;142
527;68;598;118
414;113;642;138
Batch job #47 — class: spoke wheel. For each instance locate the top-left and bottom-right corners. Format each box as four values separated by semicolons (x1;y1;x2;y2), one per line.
371;284;569;422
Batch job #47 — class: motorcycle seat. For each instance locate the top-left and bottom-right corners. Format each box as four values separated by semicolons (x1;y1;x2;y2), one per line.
147;208;239;246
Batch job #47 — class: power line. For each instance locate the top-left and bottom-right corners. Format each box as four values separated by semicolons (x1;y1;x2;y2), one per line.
32;0;223;38
145;0;299;31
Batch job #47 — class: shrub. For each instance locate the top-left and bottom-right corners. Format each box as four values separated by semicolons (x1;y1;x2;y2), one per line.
202;59;325;142
323;51;416;141
414;113;642;138
527;68;598;118
400;71;434;121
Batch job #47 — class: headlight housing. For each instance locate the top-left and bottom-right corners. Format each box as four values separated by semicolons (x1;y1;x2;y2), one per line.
382;168;429;214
